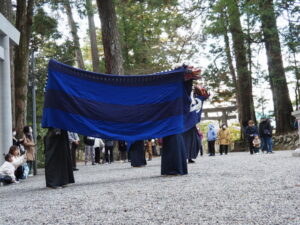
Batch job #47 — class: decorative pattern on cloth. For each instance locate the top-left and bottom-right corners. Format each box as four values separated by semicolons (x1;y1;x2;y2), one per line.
42;59;200;142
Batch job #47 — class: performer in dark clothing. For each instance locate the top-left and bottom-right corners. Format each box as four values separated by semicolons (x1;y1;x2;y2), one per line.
118;141;127;161
183;127;200;163
130;140;146;167
161;134;188;175
45;128;74;188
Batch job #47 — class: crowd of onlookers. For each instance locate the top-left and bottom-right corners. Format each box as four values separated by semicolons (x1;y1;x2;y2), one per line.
79;136;161;167
206;117;273;156
0;126;36;185
0;117;274;186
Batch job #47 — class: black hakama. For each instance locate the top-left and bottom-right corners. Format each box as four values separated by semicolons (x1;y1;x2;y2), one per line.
183;127;201;160
130;140;147;167
161;134;188;175
45;128;75;188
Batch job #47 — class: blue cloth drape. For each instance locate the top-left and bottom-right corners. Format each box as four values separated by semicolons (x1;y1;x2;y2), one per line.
42;59;200;142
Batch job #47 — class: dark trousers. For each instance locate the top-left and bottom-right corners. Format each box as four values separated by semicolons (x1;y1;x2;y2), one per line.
219;145;228;155
0;175;13;184
248;137;255;154
119;151;127;161
105;146;114;163
15;166;24;180
71;142;78;168
208;141;215;156
27;161;33;174
95;147;101;164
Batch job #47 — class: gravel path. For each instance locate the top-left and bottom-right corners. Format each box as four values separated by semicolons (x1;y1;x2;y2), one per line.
0;150;299;225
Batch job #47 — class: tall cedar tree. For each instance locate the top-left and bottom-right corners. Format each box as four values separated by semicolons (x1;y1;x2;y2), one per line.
96;0;124;75
63;0;85;69
258;0;294;133
14;0;35;136
86;0;100;73
226;0;256;127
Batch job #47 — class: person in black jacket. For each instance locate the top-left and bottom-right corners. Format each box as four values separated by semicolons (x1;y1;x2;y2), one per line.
258;118;273;153
245;120;258;154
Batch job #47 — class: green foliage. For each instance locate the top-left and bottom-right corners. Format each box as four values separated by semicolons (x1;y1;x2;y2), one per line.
115;0;197;74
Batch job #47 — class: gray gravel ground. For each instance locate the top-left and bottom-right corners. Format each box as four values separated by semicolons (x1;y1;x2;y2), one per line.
0;150;300;225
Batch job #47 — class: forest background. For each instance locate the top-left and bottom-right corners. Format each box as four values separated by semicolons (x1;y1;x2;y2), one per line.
1;0;299;162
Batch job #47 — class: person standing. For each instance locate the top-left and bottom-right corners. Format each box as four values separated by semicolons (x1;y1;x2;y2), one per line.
118;140;127;162
259;118;273;153
161;134;187;175
94;138;105;164
130;140;147;167
23;126;35;176
183;127;201;163
146;139;153;161
45;128;75;188
68;132;80;171
217;124;231;155
206;124;217;156
104;139;114;164
245;120;258;154
84;136;96;165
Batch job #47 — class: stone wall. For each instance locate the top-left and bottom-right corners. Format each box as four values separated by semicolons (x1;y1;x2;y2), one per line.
272;131;299;150
233;131;299;151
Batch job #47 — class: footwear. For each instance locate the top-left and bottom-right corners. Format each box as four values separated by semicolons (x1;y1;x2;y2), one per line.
73;168;79;171
47;186;62;189
188;159;195;163
28;174;33;177
92;163;95;165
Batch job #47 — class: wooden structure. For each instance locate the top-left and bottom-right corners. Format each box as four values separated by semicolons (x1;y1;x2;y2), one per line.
202;106;237;125
0;13;20;164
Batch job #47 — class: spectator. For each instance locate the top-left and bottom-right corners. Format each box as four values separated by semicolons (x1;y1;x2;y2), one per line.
84;136;95;165
259;118;273;153
12;128;25;155
198;128;204;156
23;126;35;176
68;132;80;171
207;124;217;156
104;139;114;164
0;154;17;185
146;139;153;161
252;135;261;154
245;120;258;154
8;146;26;181
217;124;231;155
94;138;105;164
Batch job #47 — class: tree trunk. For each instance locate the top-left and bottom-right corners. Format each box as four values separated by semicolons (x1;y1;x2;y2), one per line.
0;0;16;128
226;0;256;128
258;0;294;134
14;0;34;137
222;11;242;126
119;4;130;72
63;0;85;70
96;0;124;75
86;0;100;73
